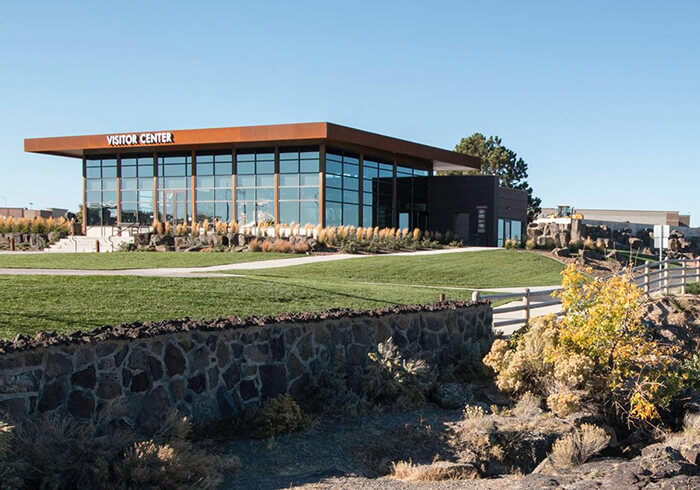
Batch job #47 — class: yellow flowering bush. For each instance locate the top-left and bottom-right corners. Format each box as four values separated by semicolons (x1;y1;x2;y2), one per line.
485;263;688;425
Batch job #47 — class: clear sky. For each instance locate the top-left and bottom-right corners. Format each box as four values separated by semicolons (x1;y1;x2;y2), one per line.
1;1;698;223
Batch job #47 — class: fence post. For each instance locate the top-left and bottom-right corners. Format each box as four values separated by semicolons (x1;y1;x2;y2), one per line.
681;260;687;295
663;261;670;295
471;291;480;302
95;240;100;253
697;260;700;284
9;237;15;252
523;288;531;324
643;265;650;295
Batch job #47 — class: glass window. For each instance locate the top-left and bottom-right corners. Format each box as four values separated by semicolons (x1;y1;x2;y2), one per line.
280;151;298;161
237;175;255;187
256;187;274;201
102;179;117;191
196;176;214;188
237;161;255;174
300;187;318;200
343;190;359;204
214;176;231;188
214;162;232;175
138;177;152;189
279;201;298;224
325;173;342;188
256;160;274;174
326;202;342;226
121;178;137;190
279;160;298;173
279;174;299;187
280;188;298;200
86;180;101;191
343;204;359;226
326;160;342;175
86;167;101;179
256;152;274;161
196;163;214;175
236;152;255;162
197;189;214;200
214;189;230;201
121;191;137;202
121;165;137;178
300;201;318;225
300;173;318;186
343;176;359;190
256;174;274;187
300;159;319;173
326;188;342;202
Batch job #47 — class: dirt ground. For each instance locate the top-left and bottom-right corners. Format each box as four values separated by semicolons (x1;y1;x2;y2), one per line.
220;408;520;490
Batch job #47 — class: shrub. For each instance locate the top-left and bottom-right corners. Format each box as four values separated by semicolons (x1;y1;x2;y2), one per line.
257;395;310;438
273;239;292;253
292;241;310;254
362;338;435;408
261;240;273;252
341;240;359;254
686;282;700;295
248;238;262;252
0;410;239;489
512;392;542;419
525;238;536;250
391;460;476;481
485;264;688;425
549;424;610;469
547;389;583;417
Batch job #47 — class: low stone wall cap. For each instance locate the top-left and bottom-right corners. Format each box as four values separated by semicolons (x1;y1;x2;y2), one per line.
0;300;487;354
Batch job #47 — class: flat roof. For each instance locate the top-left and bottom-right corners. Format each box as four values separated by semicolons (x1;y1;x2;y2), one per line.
24;122;480;171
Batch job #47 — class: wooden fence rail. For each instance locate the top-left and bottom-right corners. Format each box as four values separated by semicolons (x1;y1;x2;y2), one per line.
478;258;700;330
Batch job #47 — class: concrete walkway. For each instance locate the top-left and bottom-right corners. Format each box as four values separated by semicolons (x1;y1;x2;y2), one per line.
0;246;499;277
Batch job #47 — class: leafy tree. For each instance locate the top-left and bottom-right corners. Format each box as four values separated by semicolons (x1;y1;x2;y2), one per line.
448;133;542;221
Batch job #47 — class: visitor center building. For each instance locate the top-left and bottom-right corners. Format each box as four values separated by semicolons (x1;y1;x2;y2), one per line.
24;122;527;246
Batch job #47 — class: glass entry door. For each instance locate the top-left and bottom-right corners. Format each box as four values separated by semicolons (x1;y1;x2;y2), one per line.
161;190;187;225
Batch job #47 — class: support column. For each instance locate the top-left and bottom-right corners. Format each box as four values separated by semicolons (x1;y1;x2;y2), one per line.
392;160;397;228
116;153;121;227
81;157;87;235
319;144;326;227
274;147;280;224
232;148;237;224
153;152;158;225
191;150;196;224
358;153;364;227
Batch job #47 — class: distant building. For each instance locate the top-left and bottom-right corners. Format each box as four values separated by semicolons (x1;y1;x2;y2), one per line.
0;207;68;219
540;208;690;228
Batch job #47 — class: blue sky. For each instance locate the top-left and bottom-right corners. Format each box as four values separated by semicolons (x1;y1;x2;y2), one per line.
1;1;698;222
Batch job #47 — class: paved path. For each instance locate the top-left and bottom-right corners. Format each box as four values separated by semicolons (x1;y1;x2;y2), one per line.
0;247;499;277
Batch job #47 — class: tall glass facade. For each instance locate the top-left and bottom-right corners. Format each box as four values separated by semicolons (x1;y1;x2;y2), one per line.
196;152;233;222
235;150;275;225
120;155;154;224
85;156;118;226
325;150;360;226
84;144;430;230
279;148;320;225
157;154;192;225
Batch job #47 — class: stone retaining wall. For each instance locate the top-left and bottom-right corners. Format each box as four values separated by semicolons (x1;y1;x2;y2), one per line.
0;302;492;430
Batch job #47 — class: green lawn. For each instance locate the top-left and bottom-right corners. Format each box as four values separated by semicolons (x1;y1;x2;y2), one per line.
0;250;563;339
0;275;480;339
234;250;564;289
0;252;293;270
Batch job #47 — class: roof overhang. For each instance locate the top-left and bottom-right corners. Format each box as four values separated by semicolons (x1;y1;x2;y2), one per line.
24;122;481;171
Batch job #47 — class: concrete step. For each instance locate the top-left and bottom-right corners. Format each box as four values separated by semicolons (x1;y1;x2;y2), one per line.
47;236;134;253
